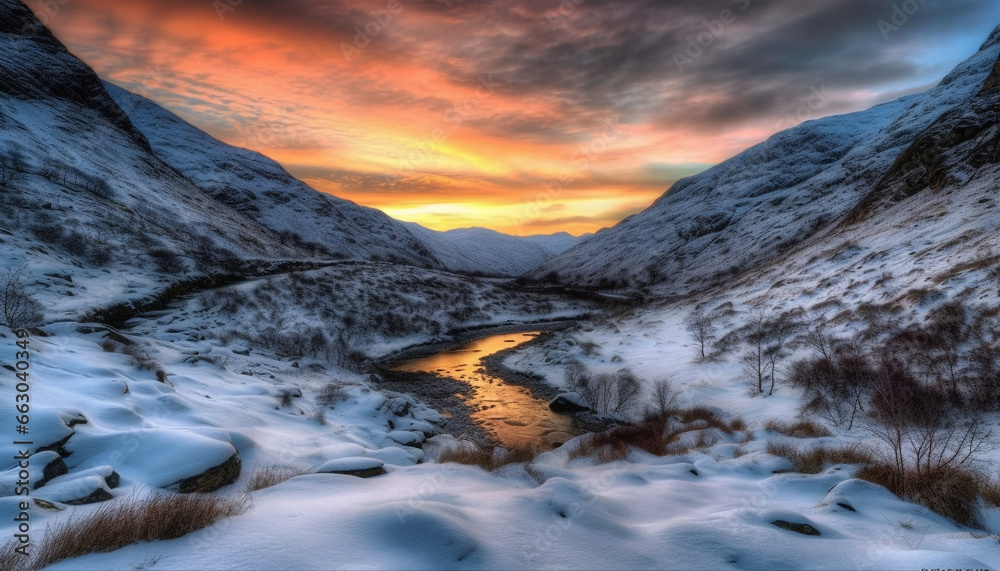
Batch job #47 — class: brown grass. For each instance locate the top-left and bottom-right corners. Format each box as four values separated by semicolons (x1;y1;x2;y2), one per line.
245;465;311;491
569;409;750;462
858;464;986;527
980;477;1000;508
0;492;250;571
438;444;540;471
767;442;873;474
763;419;833;439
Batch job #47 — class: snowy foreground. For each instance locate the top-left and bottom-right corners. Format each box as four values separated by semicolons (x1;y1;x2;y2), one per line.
2;304;999;570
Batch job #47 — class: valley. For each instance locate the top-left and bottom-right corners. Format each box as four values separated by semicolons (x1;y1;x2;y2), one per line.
2;0;1000;569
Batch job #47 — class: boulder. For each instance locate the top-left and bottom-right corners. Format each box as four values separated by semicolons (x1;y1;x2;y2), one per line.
317;457;386;478
771;520;821;536
170;453;241;493
387;431;425;447
549;393;591;413
32;451;68;489
64;488;115;506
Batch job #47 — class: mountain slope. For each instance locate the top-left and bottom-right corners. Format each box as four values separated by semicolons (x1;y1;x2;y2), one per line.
0;0;327;315
105;84;441;267
403;224;579;276
531;29;1000;294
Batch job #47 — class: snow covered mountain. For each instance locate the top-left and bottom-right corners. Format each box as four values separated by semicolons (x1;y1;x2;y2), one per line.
106;84;440;268
531;27;1000;296
402;224;583;276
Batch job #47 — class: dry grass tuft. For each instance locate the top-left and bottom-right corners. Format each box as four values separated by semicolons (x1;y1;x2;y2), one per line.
438;444;540;471
858;464;986;527
246;465;311;491
767;442;873;474
0;492;250;571
980;477;1000;508
569;409;750;462
764;418;833;439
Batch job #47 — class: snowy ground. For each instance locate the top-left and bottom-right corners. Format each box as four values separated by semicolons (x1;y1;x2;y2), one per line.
3;290;1000;569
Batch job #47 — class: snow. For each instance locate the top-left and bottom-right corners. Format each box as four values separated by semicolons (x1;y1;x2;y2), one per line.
402;223;583;277
533;32;1000;295
2;2;1000;568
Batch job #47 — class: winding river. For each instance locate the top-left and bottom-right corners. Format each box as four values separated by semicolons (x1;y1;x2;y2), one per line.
391;331;585;449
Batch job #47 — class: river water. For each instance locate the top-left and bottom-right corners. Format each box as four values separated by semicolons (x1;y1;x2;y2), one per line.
391;331;584;448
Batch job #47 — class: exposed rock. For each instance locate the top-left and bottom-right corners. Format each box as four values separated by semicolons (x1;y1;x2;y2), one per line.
105;470;120;489
170;453;241;493
32;452;68;490
771;520;821;536
387;431;425;447
32;499;63;511
317;457;386;478
549;393;591;413
36;433;74;458
64;488;115;506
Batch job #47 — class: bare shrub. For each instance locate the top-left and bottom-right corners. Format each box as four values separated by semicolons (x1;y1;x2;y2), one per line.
571;407;749;462
245;465;310;491
148;248;186;274
767;442;873;474
575;369;642;415
1;266;42;330
317;383;348;407
788;344;874;429
857;463;985;527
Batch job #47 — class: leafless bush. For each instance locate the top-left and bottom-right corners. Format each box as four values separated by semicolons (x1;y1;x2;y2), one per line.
317;382;348;407
1;266;42;330
148;248;186;274
788;343;874;429
575;369;642;415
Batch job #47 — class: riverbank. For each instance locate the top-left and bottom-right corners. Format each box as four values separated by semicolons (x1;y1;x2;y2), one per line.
375;317;581;366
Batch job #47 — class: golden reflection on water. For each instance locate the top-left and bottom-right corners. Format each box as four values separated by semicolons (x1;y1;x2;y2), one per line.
393;332;583;448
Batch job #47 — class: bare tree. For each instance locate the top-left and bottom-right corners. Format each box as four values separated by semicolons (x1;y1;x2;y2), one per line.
740;304;800;396
649;378;679;416
1;266;42;330
684;309;717;363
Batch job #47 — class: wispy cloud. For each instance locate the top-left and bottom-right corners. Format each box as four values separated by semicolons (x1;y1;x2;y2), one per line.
34;0;1000;234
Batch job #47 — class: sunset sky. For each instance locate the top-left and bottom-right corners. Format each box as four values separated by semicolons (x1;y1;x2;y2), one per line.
32;0;1000;235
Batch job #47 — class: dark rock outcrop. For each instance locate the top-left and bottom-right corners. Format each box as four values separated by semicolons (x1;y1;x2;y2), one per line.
169;453;241;493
